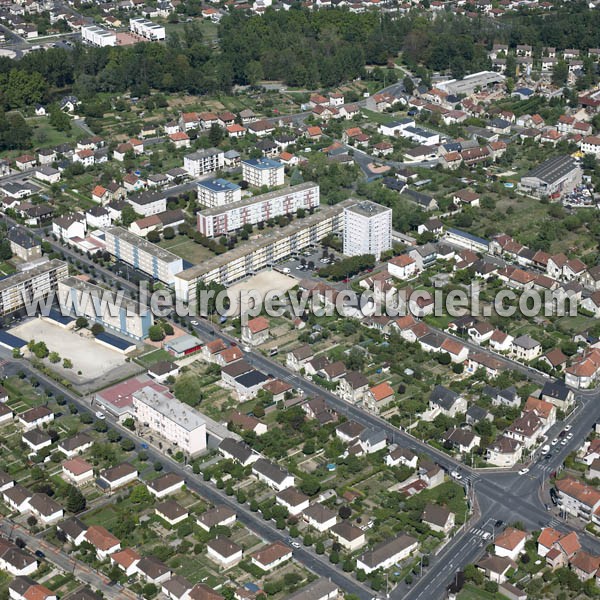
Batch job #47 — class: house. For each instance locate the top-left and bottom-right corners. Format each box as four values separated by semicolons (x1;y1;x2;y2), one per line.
486;436;522;467
303;503;337;532
443;428;481;454
250;542;292;572
276;488;310;516
251;459;294;492
336;420;365;444
546;532;581;569
35;166;61;184
476;555;516;584
207;537;243;569
422;503;455;534
494;527;527;560
506;412;542;449
52;213;86;240
555;476;600;520
28;493;64;524
136;556;171;584
468;321;495;344
110;548;141;577
162;575;193;600
147;360;180;384
18;406;53;431
356;534;419;574
286;345;314;371
241;316;269;346
58;433;93;458
155;500;189;526
571;551;600;581
385;446;418;469
8;579;55;600
22;429;51;454
511;335;542;362
337;372;369;405
229;411;267;436
57;516;87;546
218;438;259;467
331;521;366;551
84;525;121;559
97;463;138;492
429;385;467;418
62;457;94;485
196;506;237;532
388;254;417;280
541;380;575;411
364;382;395;414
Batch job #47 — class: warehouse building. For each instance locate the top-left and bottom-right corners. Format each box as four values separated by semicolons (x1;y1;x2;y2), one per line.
519;155;583;199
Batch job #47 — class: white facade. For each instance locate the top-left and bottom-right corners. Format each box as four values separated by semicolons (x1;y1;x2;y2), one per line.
343;200;392;260
242;158;285;188
129;18;165;40
132;386;207;456
104;226;183;285
81;25;116;46
128;195;167;217
183;148;224;176
197;182;320;237
197;178;241;208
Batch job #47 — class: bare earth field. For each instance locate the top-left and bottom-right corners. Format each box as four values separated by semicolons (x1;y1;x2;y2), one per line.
226;270;298;316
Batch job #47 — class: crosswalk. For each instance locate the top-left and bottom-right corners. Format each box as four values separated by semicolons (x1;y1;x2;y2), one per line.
470;528;490;537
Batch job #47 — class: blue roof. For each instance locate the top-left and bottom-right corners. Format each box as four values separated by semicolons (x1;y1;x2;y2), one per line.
95;331;136;351
0;330;27;349
404;126;437;138
47;309;74;326
198;178;240;193
514;87;533;96
245;583;260;593
242;157;283;170
447;228;489;247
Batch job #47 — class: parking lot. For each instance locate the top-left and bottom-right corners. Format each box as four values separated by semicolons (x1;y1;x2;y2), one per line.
277;246;342;281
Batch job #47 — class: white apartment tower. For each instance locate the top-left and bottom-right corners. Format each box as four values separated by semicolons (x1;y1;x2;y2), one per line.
343;200;392;260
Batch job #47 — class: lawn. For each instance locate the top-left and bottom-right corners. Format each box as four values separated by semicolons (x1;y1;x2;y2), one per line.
458;584;503;600
83;505;122;530
0;261;16;276
136;348;174;368
27;116;84;147
158;237;216;265
173;553;224;587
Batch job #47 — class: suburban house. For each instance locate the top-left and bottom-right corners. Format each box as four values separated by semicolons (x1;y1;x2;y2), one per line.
251;459;294;492
206;536;243;569
356;534;419;574
494;527;527;560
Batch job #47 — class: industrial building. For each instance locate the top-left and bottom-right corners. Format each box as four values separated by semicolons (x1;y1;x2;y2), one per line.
518;155;583;199
103;226;183;285
436;70;506;96
197;182;320;237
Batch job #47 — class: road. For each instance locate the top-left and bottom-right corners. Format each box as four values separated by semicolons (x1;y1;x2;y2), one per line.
0;518;135;599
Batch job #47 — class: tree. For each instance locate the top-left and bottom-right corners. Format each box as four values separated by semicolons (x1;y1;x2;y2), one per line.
120;438;135;451
338;505;351;519
130;484;152;504
208;123;224;146
75;317;88;329
174;374;203;407
163;227;175;239
49;104;71;132
299;475;320;496
552;60;569;87
147;230;161;243
49;352;60;364
63;358;73;369
403;76;415;95
90;323;104;336
315;541;325;554
120;204;138;227
148;324;165;342
66;485;86;513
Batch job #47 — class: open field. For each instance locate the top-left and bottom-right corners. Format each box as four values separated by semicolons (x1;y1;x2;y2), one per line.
158;236;216;265
227;270;298;315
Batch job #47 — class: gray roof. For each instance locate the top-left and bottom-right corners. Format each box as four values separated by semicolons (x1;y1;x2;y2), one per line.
252;458;291;485
285;579;338;600
430;385;460;410
523;155;579;185
7;227;39;249
218;437;255;463
358;534;418;569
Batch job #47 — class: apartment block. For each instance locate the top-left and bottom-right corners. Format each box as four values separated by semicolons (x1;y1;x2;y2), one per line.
0;259;68;317
132;386;206;456
343;200;392;260
57;277;153;341
197;182;320;237
175;200;351;303
197;178;241;208
104;226;183;285
183;148;224;177
129;18;165;41
242;158;285;188
81;25;116;47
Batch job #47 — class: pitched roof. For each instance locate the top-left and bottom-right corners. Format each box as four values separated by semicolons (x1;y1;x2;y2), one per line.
494;527;526;551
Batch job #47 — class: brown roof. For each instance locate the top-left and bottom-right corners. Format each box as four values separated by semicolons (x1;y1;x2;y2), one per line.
331;521;364;542
207;536;242;558
19;406;52;423
101;463;137;483
196;506;236;529
276;487;309;507
250;542;291;566
111;547;141;568
494;527;526;551
147;472;184;494
570;550;600;574
85;525;120;551
63;457;93;476
156;500;188;521
422;503;453;528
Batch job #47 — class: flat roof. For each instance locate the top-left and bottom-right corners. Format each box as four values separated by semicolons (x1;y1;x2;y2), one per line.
344;200;391;217
176;200;353;282
199;182;318;218
105;226;182;264
165;334;202;353
95;331;137;351
0;258;66;293
133;386;205;432
242;157;283;170
198;178;240;193
0;330;27;349
185;148;223;160
446;228;489;246
96;375;170;410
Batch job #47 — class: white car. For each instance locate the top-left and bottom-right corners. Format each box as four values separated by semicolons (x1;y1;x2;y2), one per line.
190;320;199;326
291;542;301;549
95;411;106;420
567;433;573;440
564;425;572;431
451;470;462;480
561;439;567;446
541;445;550;454
243;346;251;352
518;468;530;475
482;532;491;540
551;438;559;445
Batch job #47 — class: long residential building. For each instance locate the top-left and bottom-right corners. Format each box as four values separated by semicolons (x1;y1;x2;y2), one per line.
197;182;320;237
129;18;165;40
0;259;68;317
57;277;153;341
81;25;116;47
132;386;206;456
175;201;351;303
104;226;183;285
